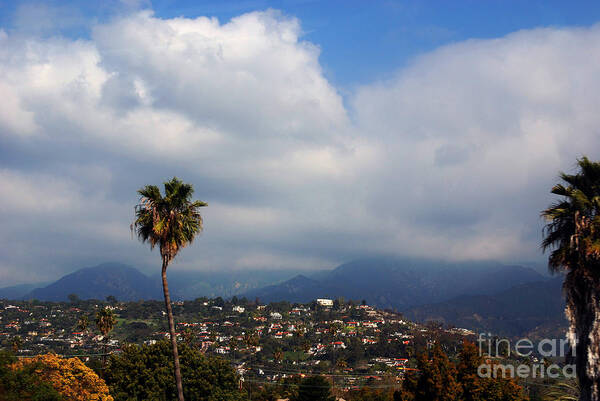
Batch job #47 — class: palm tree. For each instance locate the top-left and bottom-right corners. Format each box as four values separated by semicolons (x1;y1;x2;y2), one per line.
77;315;89;334
95;307;116;367
542;157;600;401
542;380;580;401
10;336;22;353
133;177;207;401
274;348;284;380
229;337;238;362
244;330;259;349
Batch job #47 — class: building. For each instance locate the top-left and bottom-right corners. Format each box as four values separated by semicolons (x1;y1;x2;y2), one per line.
316;299;333;307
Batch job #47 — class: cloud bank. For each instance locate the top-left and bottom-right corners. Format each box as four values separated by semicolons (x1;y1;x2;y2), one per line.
1;10;600;284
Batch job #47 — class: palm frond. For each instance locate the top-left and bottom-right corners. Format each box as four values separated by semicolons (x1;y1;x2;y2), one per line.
541;157;600;273
133;177;207;264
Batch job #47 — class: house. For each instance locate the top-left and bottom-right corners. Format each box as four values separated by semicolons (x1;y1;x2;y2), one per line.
317;299;333;307
233;306;245;313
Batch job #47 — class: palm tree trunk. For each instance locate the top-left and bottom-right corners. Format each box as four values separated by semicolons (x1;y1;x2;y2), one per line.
103;339;108;370
162;256;185;401
565;270;600;401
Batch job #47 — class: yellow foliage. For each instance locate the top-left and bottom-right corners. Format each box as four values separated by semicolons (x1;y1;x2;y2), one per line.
12;353;113;401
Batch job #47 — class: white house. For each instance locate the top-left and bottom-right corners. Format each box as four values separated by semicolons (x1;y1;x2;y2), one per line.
316;299;333;307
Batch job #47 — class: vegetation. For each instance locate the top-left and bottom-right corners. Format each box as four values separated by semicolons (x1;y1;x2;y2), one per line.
78;315;89;333
0;297;563;400
293;375;335;401
133;177;207;401
0;351;62;400
8;353;113;400
396;341;527;401
96;307;116;367
541;156;600;401
104;341;245;401
541;379;579;400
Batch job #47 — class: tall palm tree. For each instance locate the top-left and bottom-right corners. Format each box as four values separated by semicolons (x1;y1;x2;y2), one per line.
133;177;207;401
95;307;116;367
542;157;600;401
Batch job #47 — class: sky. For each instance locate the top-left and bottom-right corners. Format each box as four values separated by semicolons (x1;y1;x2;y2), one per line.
2;1;600;285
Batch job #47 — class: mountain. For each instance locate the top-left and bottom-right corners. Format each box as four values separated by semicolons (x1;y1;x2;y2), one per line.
404;276;566;338
244;257;545;310
246;274;329;303
25;263;162;301
0;284;45;300
18;263;322;302
162;269;322;300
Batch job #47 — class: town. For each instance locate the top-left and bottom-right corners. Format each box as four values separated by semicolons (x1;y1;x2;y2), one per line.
1;296;478;391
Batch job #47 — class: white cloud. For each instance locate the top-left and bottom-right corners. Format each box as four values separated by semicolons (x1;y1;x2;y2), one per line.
351;25;600;260
0;169;81;213
1;11;600;284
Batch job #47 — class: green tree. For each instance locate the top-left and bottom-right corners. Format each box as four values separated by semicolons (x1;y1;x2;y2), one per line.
293;375;335;401
96;307;116;367
104;341;245;401
0;351;62;401
133;177;207;401
541;157;600;401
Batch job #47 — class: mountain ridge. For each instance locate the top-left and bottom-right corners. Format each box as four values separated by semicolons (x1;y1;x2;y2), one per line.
25;262;162;301
243;257;546;310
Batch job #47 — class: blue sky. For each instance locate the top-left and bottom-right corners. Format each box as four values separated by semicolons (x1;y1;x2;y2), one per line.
3;0;600;87
1;1;600;284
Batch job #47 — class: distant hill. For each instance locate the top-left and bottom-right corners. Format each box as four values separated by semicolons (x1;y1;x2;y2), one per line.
243;257;562;337
162;269;321;300
244;257;545;309
0;284;44;300
245;274;329;303
18;263;321;302
25;263;162;301
404;276;566;338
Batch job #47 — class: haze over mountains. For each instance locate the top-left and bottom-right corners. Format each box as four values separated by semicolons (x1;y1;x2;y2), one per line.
0;258;565;337
9;262;321;302
243;258;547;308
241;258;565;337
404;276;566;338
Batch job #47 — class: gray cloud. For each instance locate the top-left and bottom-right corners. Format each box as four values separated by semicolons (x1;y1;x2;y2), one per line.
1;12;600;284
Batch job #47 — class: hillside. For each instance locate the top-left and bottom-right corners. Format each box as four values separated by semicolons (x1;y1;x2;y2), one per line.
403;276;566;337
